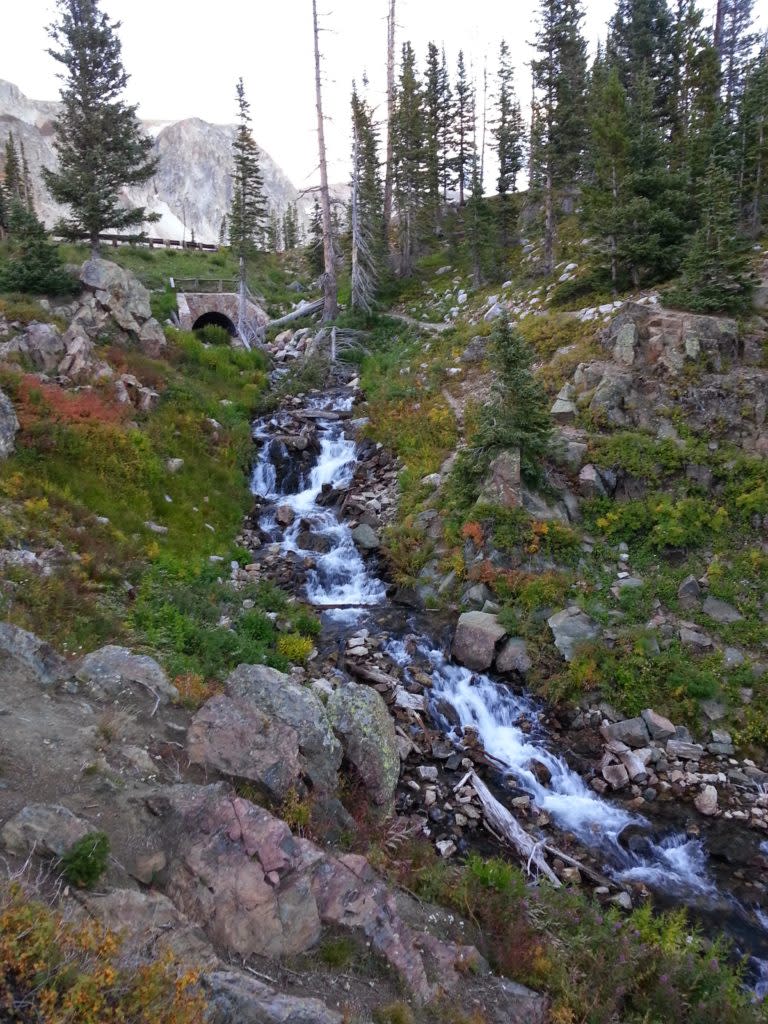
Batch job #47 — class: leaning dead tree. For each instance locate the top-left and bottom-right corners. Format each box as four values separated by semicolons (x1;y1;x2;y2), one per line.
383;0;396;241
312;0;338;322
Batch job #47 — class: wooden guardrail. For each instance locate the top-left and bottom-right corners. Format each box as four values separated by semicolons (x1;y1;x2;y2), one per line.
55;232;219;252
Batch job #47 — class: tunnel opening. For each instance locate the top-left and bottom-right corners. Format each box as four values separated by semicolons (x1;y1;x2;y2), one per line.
192;311;237;337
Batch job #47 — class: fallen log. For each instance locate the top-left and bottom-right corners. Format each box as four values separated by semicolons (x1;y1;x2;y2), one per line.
267;298;323;330
469;773;562;888
394;687;427;713
347;662;402;689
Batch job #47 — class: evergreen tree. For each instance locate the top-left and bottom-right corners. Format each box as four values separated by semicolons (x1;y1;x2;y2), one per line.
43;0;157;255
229;77;267;261
3;134;23;205
0;184;8;236
452;51;476;206
438;48;454;203
19;142;34;213
307;198;325;277
718;0;757;117
669;0;722;181
493;40;525;251
392;41;426;276
464;315;553;487
738;45;768;234
218;214;228;247
466;155;494;287
0;203;72;294
669;155;753;311
266;207;281;252
350;80;384;312
530;0;589;273
607;0;676;121
283;203;299;250
423;43;443;231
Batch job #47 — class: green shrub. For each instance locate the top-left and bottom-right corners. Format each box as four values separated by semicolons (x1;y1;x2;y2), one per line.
196;323;232;346
60;832;110;888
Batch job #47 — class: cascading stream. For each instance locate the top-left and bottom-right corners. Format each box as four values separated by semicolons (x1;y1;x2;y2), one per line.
251;389;768;990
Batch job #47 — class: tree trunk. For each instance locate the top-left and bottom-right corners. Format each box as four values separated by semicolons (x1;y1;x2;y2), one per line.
90;232;100;259
312;0;338;323
543;164;554;275
751;115;764;235
714;0;726;68
383;0;396;241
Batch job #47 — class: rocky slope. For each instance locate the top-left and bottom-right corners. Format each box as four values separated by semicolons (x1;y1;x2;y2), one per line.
0;79;299;243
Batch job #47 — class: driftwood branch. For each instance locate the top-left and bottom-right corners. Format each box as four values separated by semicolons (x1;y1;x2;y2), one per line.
267;299;323;330
469;773;562;888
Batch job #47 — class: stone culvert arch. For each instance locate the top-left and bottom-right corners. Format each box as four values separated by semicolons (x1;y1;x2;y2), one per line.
177;292;268;336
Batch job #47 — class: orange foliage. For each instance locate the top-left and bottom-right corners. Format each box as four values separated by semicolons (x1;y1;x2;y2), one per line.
461;520;484;546
15;376;128;429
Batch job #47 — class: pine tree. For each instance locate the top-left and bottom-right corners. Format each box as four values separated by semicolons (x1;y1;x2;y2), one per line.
466;155;494;287
669;0;722;181
438;48;454;203
530;0;589;273
452;51;476;206
718;0;757;118
283;203;299;250
737;44;768;234
493;40;525;251
307;198;325;277
229;77;267;260
423;42;443;231
607;0;676;122
350;80;384;313
266;207;281;252
43;0;157;255
19;142;34;213
392;41;426;276
0;203;72;294
669;155;753;311
3;134;23;205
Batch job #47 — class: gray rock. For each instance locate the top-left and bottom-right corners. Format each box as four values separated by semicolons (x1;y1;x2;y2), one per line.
677;575;702;606
495;638;532;675
694;785;718;816
0;389;19;459
679;625;713;649
613;322;638;365
351;523;380;551
463;583;493;609
452;611;508;671
76;645;178;703
1;803;95;857
547;607;601;661
551;398;577;425
666;739;704;761
700;699;727;722
602;764;630;790
478;450;521;508
227;664;341;794
641;708;676;741
601;717;651;749
578;463;606;498
0;621;67;686
205;971;343;1024
80;258;152;323
702;595;743;624
327;682;399;808
723;647;745;668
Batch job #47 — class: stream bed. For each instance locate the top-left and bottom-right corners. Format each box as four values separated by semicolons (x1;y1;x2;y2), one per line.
250;385;768;997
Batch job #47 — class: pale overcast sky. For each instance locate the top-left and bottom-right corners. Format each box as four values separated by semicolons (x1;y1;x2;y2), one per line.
2;0;764;188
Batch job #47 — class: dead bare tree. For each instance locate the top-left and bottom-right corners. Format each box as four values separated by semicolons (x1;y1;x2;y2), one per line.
312;0;338;322
383;0;396;241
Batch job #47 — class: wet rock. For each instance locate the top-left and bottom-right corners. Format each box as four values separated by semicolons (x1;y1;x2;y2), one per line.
326;682;399;808
694;785;719;816
495;637;532;675
641;708;676;741
702;596;743;624
602;717;650;748
226;664;342;794
452;611;507;672
76;645;178;704
602;764;630;790
351;523;380;551
547;607;601;661
1;803;96;857
275;505;296;527
528;760;552;786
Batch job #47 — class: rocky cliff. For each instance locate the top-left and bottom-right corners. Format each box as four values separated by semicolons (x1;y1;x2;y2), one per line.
0;79;299;244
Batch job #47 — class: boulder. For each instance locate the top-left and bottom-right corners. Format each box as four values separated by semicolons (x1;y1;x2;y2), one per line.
205;972;343;1024
547;607;600;661
602;764;630;790
702;595;743;624
80;258;152;323
326;682;399;808
478;450;521;508
188;694;305;801
351;523;380;551
1;803;95;857
495;637;532;675
666;739;704;761
75;645;178;703
0;321;64;372
578;463;606;498
138;317;167;357
641;708;676;741
677;575;702;607
0;621;67;686
613;322;638;365
226;664;342;794
275;505;296;527
0;389;18;459
679;624;713;649
551;385;577;425
694;785;719;816
452;611;508;672
601;717;651;749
